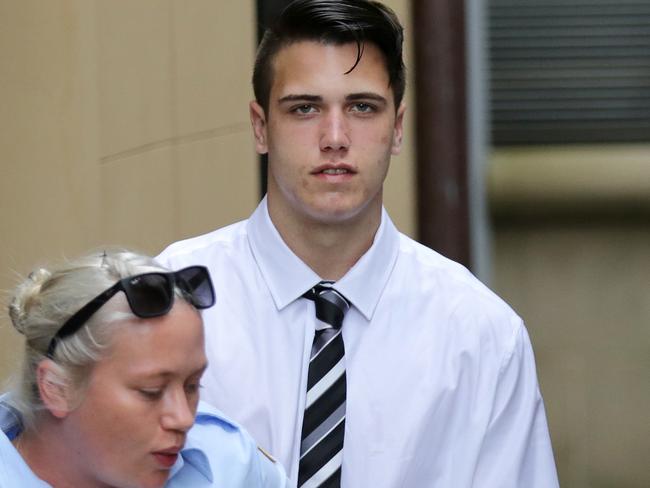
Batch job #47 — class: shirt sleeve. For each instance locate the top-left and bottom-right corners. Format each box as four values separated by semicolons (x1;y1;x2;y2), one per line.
472;321;560;488
256;447;291;488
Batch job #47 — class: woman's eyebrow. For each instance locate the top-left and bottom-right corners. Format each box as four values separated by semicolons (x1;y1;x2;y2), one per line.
130;362;208;379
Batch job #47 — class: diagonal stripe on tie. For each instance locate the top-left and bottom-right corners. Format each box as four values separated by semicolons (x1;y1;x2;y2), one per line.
300;402;346;456
299;283;350;488
307;329;344;390
302;363;345;438
300;452;342;488
306;356;345;408
298;418;345;486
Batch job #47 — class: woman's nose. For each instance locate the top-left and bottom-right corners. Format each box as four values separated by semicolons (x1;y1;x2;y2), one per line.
161;390;195;433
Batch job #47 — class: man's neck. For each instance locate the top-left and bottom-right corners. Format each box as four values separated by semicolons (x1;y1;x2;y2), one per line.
267;200;382;281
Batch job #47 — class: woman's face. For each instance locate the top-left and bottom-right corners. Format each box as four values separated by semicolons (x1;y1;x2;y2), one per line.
62;299;207;488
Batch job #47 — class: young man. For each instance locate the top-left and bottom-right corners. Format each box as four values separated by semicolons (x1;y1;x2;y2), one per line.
159;1;559;487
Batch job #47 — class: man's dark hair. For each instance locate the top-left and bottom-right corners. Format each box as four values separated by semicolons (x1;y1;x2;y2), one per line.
253;0;405;114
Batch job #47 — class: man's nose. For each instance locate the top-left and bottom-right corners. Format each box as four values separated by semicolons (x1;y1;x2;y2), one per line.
320;109;350;152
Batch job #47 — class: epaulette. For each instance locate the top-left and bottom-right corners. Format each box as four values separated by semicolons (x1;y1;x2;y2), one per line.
257;445;277;463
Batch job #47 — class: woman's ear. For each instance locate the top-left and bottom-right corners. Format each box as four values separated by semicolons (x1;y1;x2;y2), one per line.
36;360;72;419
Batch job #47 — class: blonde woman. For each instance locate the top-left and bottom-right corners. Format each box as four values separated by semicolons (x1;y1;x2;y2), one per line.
1;250;288;487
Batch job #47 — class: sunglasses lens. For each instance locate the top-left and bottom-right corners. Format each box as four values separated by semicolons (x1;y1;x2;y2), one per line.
176;266;215;309
125;273;173;317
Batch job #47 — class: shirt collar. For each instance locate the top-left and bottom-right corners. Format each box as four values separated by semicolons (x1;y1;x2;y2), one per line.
0;397;22;441
170;446;212;483
0;397;51;487
247;197;400;320
168;402;218;482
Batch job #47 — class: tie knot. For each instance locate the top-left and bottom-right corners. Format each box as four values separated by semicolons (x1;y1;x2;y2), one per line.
303;283;350;329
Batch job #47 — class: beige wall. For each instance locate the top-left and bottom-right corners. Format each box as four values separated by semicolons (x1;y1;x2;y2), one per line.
381;0;416;237
494;223;649;488
0;0;258;382
0;0;415;383
490;146;650;487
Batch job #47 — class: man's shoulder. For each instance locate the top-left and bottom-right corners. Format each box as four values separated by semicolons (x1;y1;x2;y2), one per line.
394;231;522;330
157;219;249;265
394;231;480;287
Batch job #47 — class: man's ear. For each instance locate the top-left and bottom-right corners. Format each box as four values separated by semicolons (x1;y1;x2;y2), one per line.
36;360;72;419
391;102;406;155
250;101;269;155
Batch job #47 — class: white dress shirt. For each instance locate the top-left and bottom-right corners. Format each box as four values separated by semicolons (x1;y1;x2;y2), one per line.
158;197;559;488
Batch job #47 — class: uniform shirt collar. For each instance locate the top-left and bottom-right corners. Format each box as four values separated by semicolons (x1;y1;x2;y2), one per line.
168;402;217;483
247;197;400;320
0;397;21;441
0;397;51;487
169;446;213;483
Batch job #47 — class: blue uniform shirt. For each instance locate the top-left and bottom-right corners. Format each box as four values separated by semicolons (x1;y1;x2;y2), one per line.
0;397;288;487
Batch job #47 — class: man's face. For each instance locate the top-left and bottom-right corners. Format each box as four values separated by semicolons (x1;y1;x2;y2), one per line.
251;41;405;227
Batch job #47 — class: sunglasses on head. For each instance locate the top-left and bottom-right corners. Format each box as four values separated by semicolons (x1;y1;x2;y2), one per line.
46;266;215;359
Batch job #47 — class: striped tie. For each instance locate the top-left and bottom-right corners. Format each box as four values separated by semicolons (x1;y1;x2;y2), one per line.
298;282;350;488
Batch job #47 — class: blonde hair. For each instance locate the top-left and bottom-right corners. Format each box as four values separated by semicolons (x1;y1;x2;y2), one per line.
7;249;176;427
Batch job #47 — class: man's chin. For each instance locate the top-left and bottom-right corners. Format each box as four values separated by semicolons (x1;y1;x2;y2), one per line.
304;201;377;226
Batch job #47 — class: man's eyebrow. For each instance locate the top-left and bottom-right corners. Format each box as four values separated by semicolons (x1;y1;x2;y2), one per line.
278;93;388;105
345;92;388;103
278;94;323;104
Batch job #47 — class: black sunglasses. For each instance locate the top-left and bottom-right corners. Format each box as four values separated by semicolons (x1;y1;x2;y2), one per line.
46;266;215;358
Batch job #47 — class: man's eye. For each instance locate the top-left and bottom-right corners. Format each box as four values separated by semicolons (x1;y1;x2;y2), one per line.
351;103;374;113
293;104;316;114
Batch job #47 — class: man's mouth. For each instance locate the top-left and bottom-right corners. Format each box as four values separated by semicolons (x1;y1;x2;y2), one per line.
313;163;355;176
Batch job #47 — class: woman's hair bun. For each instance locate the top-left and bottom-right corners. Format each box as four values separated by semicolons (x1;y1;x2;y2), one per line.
8;268;52;335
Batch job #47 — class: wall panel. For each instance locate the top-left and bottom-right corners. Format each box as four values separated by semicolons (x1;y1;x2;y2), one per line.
0;0;258;383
